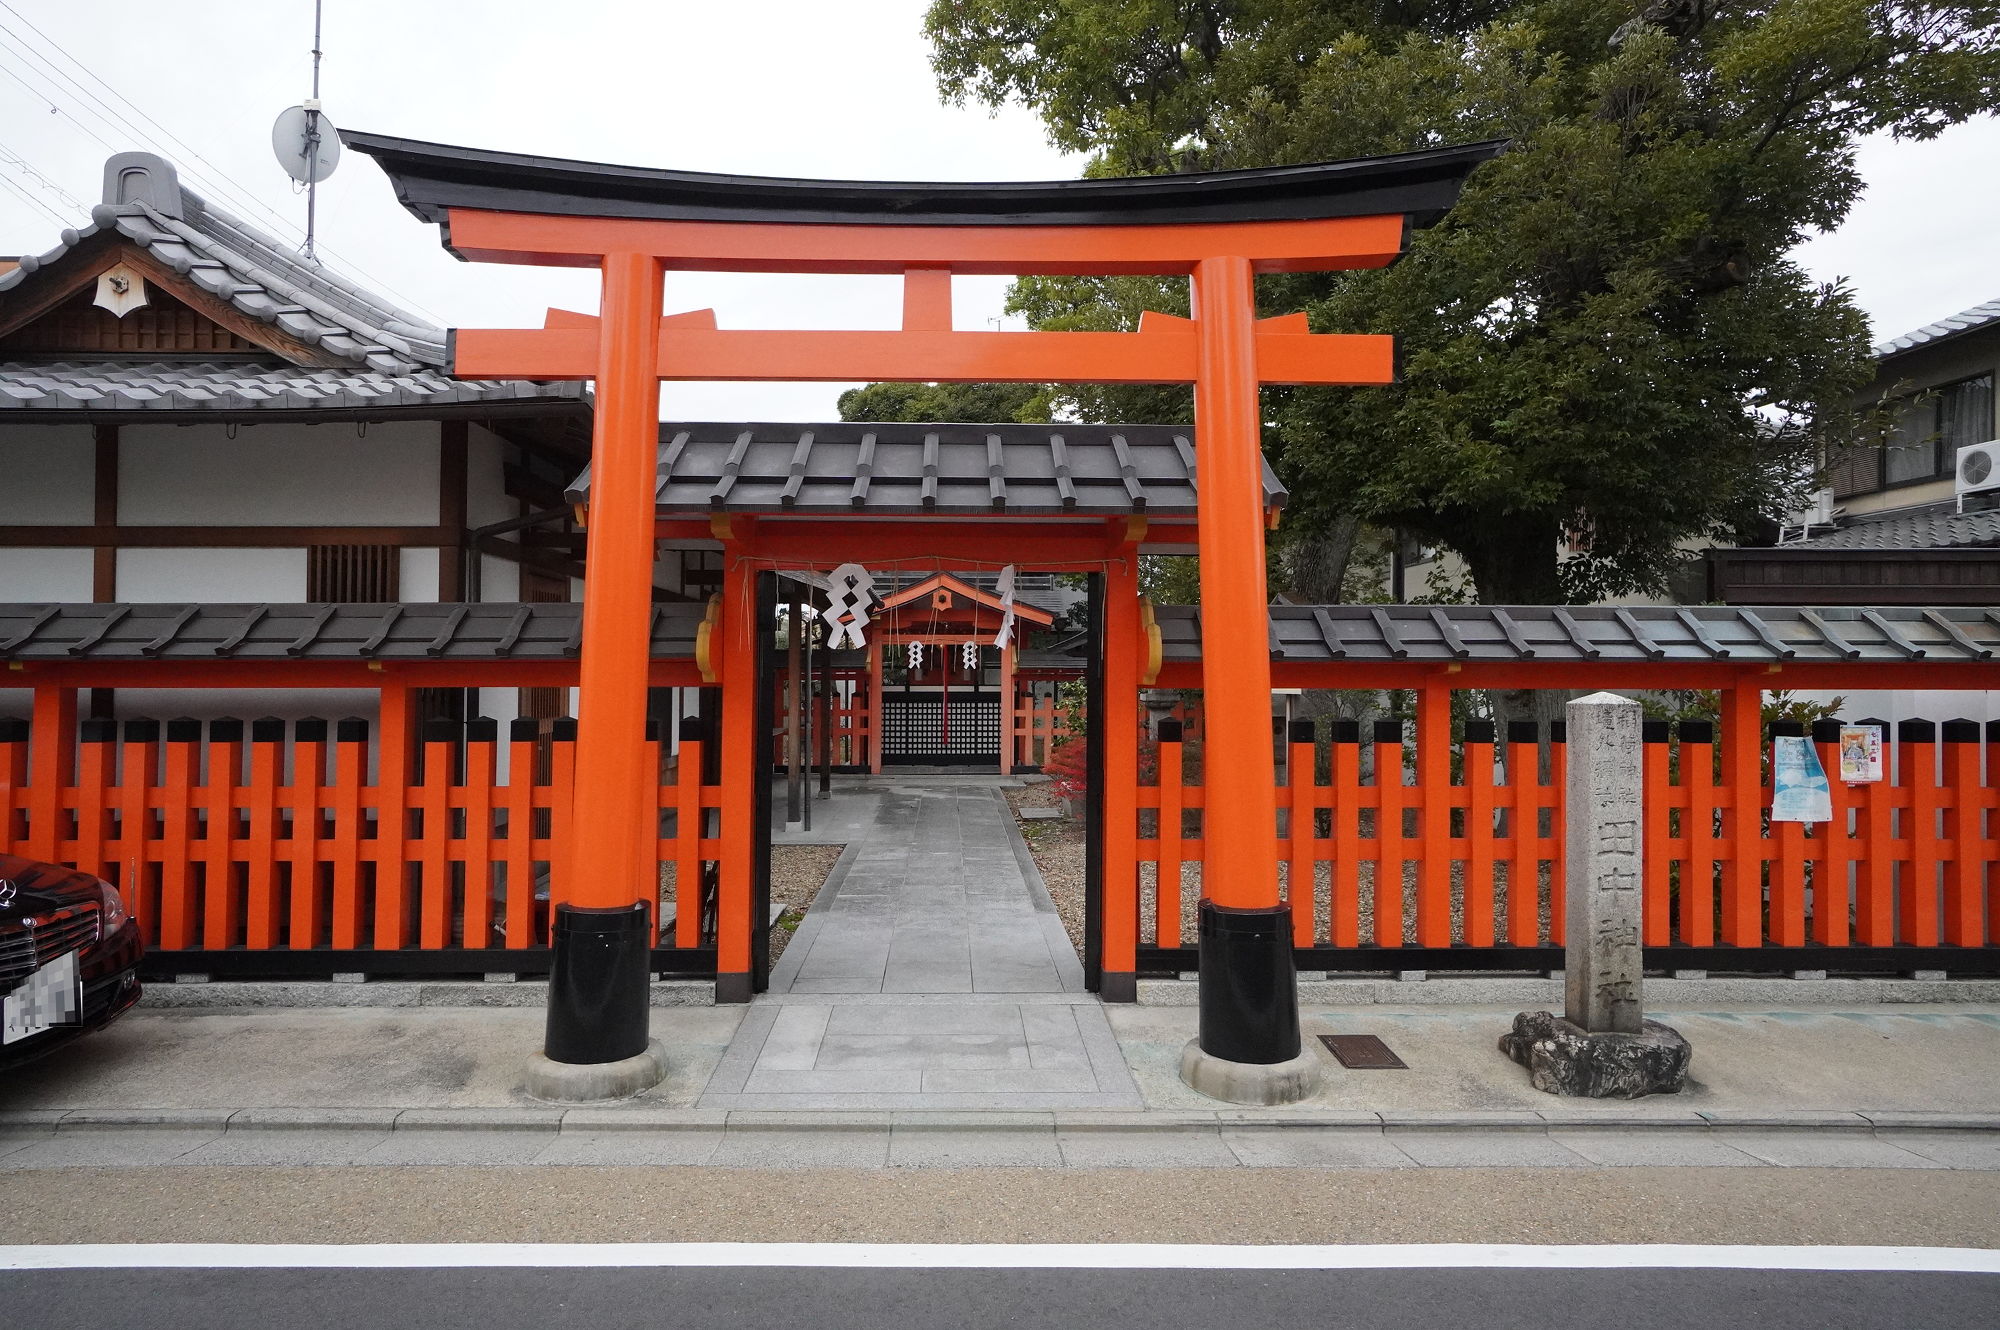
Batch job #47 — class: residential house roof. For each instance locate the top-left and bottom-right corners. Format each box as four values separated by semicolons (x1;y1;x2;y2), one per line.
1873;296;2000;360
1792;504;2000;552
0;151;582;414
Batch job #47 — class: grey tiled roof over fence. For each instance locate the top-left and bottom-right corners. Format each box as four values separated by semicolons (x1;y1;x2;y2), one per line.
9;601;1995;668
569;422;1287;516
1158;604;2000;665
0;602;703;663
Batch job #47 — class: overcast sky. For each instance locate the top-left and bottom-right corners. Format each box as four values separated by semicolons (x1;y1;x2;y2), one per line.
3;0;1996;421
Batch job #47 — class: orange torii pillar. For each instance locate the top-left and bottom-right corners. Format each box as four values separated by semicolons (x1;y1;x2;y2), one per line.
529;252;670;1097
1175;256;1320;1105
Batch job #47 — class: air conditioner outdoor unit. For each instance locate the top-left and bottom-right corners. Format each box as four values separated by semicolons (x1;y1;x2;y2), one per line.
1777;487;1838;544
1956;440;2000;510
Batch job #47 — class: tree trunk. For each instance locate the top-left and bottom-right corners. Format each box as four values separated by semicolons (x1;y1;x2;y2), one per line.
1281;511;1362;603
1286;514;1373;723
1460;519;1570;751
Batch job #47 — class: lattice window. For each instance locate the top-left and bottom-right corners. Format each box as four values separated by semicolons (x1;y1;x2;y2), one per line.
879;695;1000;764
307;544;400;602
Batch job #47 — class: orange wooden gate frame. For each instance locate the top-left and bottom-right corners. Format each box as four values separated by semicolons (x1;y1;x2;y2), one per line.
347;132;1503;1011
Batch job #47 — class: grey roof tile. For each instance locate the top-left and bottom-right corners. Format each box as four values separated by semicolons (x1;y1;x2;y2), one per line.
1156;604;2000;666
0;602;703;663
6;601;1991;669
0;360;582;414
1798;506;2000;550
568;421;1286;517
1873;297;2000;360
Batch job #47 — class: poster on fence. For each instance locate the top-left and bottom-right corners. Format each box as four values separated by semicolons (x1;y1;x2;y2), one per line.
1838;724;1884;783
1770;735;1832;823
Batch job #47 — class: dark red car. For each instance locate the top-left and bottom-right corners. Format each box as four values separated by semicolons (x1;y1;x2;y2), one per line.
1;852;143;1067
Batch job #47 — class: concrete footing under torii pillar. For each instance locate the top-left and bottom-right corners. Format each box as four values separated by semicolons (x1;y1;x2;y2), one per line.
1503;691;1691;1099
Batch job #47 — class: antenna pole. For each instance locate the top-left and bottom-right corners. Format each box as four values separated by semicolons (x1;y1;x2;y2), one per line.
302;0;325;261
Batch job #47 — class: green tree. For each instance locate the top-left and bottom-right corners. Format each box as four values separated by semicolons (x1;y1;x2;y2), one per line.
836;379;1052;423
925;0;2000;605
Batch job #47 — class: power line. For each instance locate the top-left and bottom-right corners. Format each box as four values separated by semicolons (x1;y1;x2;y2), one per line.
0;164;70;227
0;135;85;214
0;54;120;154
0;1;449;325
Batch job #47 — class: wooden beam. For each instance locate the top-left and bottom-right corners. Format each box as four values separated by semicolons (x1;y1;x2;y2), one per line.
91;425;118;599
0;525;455;548
89;424;118;720
438;420;469;600
444;207;1407;275
453;324;1396;387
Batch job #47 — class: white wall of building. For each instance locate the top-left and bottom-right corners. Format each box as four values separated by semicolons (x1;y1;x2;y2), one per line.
1794;688;1999;727
479;552;520;602
467;423;517;529
0;547;93;600
116;547;308;602
118;421;440;526
0;423;94;525
400;547;441;602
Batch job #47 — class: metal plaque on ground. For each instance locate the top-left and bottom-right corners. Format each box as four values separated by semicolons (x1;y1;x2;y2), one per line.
1319;1034;1407;1069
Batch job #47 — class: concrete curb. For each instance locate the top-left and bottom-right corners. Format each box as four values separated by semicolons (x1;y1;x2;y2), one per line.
138;980;718;1009
6;1106;1996;1137
1140;976;2000;1006
134;974;2000;1010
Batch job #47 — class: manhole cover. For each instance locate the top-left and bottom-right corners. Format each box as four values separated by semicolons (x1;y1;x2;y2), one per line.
1318;1034;1407;1069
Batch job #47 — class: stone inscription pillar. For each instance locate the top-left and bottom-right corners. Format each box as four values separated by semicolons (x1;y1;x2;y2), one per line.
1564;690;1645;1034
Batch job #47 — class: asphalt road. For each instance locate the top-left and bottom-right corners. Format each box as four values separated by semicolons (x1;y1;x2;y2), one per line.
5;1263;1997;1330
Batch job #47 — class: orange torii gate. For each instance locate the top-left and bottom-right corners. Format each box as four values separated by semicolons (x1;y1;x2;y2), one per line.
348;131;1500;1101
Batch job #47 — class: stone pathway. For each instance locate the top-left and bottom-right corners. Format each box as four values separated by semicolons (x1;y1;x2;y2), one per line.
699;781;1141;1110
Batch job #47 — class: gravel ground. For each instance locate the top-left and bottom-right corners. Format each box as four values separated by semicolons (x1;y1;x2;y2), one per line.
1006;784;1088;958
767;844;846;965
1004;791;1558;954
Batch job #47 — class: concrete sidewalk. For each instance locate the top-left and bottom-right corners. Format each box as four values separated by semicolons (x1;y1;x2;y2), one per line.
4;1001;1997;1169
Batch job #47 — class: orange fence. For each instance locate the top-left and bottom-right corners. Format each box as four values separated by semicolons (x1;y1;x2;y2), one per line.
0;715;722;962
1013;686;1070;770
768;668;1077;771
1131;717;1999;956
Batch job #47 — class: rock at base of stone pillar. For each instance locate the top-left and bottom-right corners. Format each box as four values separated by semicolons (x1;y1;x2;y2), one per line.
1499;1010;1692;1099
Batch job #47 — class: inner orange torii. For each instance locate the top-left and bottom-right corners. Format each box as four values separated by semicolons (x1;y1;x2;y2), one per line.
861;573;1058;777
346;130;1500;1080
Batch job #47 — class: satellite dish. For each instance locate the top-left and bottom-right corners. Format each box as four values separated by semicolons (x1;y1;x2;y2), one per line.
272;104;340;184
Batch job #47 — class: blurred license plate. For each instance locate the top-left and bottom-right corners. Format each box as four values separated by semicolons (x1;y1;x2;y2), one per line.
3;949;81;1045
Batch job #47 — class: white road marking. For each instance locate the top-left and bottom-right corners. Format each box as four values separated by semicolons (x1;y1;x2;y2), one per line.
3;1243;1999;1273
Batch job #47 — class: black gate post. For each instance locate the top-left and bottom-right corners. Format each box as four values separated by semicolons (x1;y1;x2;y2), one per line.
751;571;777;992
1082;572;1105;993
